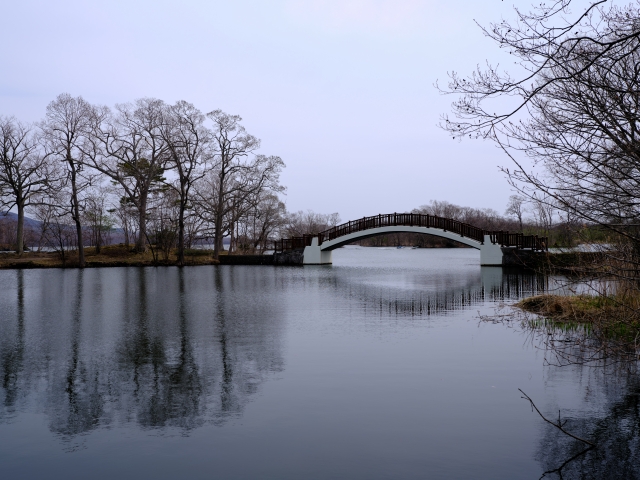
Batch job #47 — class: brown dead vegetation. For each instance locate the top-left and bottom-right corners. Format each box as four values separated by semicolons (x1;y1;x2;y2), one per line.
517;294;622;324
0;245;221;269
516;293;640;365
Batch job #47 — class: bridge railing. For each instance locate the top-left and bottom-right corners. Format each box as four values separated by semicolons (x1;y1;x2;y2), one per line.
273;213;548;252
490;232;547;251
273;235;315;253
318;213;486;244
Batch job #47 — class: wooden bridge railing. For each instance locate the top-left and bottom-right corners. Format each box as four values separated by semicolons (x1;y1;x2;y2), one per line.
273;213;547;253
273;234;315;253
489;231;547;251
318;213;486;244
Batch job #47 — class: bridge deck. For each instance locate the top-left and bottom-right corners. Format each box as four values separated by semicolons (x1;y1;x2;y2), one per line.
274;213;547;253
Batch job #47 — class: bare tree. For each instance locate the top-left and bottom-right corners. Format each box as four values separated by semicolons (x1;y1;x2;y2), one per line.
441;1;640;275
1;96;289;263
85;98;169;252
235;192;286;253
283;210;341;237
146;188;179;263
413;200;464;221
162;101;210;265
32;188;77;266
412;200;517;231
531;196;556;238
437;1;640;364
83;186;115;253
195;110;284;259
40;94;94;267
109;199;138;249
505;195;526;232
440;0;640;139
0;117;56;253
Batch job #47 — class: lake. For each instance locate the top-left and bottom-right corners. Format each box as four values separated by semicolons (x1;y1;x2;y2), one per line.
0;247;638;479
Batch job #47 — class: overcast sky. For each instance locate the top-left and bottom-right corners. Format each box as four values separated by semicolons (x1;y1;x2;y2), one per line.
1;0;557;221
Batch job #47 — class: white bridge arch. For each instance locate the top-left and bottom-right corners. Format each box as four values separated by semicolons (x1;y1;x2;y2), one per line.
303;227;503;265
273;213;547;267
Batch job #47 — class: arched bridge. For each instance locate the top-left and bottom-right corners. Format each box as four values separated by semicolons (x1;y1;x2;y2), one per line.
274;213;547;266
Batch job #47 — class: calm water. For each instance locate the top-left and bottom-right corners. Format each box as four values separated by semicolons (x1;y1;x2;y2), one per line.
0;247;638;479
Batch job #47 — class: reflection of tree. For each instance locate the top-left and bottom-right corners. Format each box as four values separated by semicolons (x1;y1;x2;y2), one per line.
129;270;165;383
113;267;284;431
537;376;640;479
0;267;285;440
216;268;234;414
117;268;172;428
127;269;204;431
48;270;106;438
0;270;25;415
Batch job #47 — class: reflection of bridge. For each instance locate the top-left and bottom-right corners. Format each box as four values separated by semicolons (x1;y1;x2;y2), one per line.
335;266;549;317
274;213;547;266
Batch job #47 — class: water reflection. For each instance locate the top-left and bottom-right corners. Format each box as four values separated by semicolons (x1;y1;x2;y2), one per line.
536;371;640;479
330;265;551;317
0;264;555;438
48;269;106;439
1;253;638;479
0;267;285;438
0;270;24;414
116;268;205;431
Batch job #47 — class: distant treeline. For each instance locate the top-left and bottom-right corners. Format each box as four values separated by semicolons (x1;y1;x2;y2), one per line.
354;199;592;248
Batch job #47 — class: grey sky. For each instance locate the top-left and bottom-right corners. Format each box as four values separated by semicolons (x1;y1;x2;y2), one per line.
1;0;544;221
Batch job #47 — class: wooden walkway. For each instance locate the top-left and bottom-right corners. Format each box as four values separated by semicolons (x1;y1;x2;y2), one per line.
274;213;547;253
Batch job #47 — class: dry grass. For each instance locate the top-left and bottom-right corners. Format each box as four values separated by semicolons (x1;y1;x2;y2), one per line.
0;245;220;268
517;293;640;351
517;294;620;323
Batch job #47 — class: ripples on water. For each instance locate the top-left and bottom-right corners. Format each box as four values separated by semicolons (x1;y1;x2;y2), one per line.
0;247;637;479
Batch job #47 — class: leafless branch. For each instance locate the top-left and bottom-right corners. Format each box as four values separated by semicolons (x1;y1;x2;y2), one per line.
519;388;596;446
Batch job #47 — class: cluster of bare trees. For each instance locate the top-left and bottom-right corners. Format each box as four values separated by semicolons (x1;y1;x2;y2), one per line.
281;210;341;237
0;94;288;265
440;0;640;367
504;195;567;240
441;0;640;275
415;199;515;231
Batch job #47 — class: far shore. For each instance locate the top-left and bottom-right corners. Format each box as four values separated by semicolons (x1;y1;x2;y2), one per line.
0;243;590;270
0;243;484;270
0;245;222;269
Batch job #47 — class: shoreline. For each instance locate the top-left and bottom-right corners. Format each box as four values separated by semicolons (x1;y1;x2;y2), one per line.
0;245;222;269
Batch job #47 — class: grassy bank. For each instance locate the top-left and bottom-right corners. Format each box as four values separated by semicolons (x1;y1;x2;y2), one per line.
517;294;640;345
0;245;221;269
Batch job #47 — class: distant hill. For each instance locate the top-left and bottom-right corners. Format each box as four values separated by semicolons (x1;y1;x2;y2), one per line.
0;211;42;229
0;211;127;244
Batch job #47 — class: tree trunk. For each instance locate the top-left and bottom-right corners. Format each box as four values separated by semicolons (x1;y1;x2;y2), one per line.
123;220;130;248
213;208;226;260
16;199;24;255
94;216;102;254
177;197;185;266
70;166;85;268
212;178;226;260
136;197;147;253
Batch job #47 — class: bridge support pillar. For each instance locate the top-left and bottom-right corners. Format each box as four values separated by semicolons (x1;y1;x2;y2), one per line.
480;235;504;266
481;266;504;291
303;237;333;265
